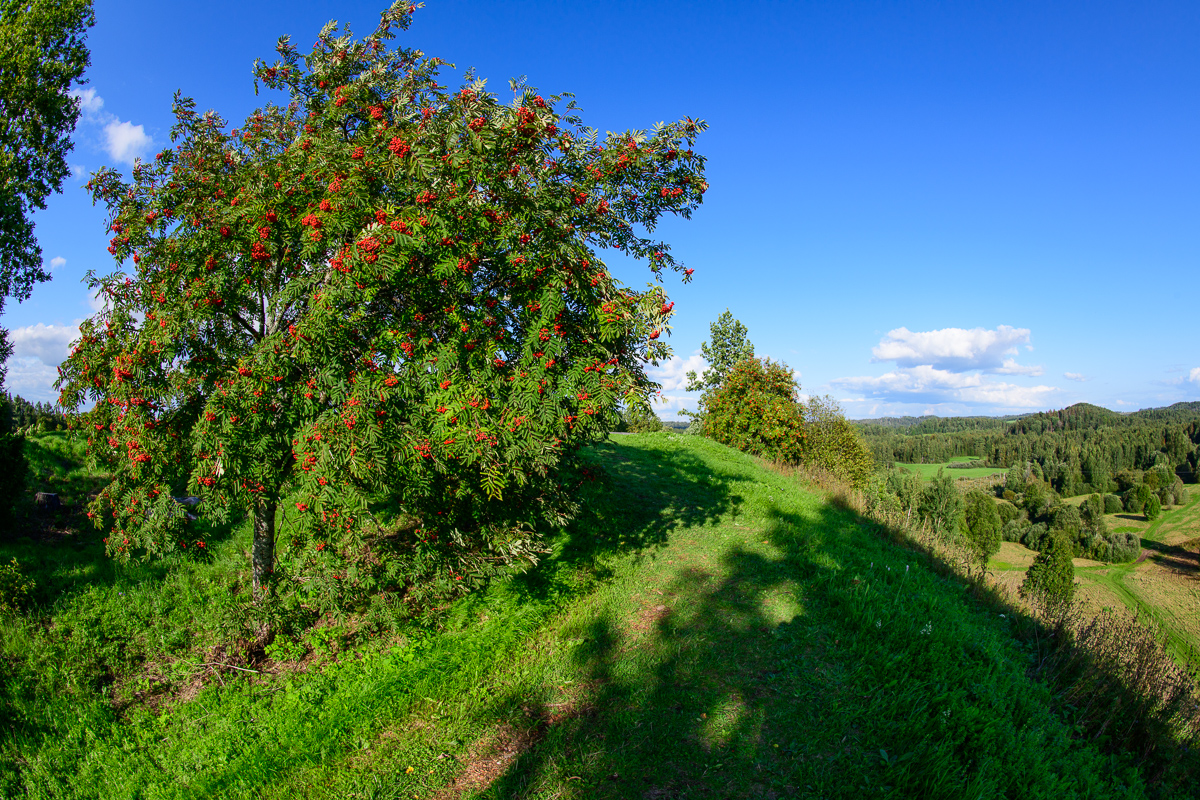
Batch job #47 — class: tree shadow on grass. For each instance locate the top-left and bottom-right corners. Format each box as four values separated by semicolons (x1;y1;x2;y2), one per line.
457;444;1200;799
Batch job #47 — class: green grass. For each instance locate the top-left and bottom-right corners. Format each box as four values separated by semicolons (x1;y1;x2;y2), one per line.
897;461;1004;481
0;434;1172;797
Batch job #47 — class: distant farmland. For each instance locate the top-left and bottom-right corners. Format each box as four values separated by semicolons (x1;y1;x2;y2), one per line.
897;456;1004;481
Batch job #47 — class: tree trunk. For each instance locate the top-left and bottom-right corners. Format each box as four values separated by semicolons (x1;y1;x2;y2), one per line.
251;497;276;601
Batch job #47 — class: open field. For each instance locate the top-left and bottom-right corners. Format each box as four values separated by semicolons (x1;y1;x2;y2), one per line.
989;494;1200;663
1;433;1169;798
896;457;1004;482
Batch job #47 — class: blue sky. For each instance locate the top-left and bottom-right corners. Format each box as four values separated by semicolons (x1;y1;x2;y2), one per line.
8;0;1199;418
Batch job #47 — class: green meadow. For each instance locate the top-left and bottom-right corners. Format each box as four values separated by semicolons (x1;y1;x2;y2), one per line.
1;432;1177;798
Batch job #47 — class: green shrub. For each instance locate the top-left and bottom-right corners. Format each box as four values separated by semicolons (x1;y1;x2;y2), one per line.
1145;495;1162;521
800;395;874;487
996;500;1021;525
0;558;34;613
1103;493;1123;514
1159;490;1174;507
1020;531;1076;610
1001;518;1027;543
1178;488;1191;506
619;402;663;433
1022;522;1049;552
963;490;1002;572
1107;532;1141;563
703;357;806;464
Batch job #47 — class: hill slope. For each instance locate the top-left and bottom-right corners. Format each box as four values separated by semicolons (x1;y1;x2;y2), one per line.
1;434;1169;797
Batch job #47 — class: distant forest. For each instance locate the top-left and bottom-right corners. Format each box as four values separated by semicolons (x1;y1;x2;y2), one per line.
854;402;1200;497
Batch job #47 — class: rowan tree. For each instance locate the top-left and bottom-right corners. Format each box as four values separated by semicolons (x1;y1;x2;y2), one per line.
58;2;707;599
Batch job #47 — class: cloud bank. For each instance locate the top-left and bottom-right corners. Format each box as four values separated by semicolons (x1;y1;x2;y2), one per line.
4;322;80;402
834;325;1057;411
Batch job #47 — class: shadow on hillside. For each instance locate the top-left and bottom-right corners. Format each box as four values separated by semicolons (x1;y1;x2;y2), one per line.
1138;537;1200;577
459;444;1200;799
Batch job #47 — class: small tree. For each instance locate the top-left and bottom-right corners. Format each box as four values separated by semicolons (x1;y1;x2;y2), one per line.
58;3;707;599
619;401;662;433
1020;531;1076;617
962;490;1002;573
682;308;753;425
801;394;873;487
1144;495;1162;521
919;468;964;540
702;357;805;464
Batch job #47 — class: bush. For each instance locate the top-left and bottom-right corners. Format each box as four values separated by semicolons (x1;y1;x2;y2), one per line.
1178;488;1191;506
1001;518;1027;543
704;357;806;464
1123;486;1146;514
1145;495;1162;521
619;402;663;433
801;395;874;487
0;558;34;613
1020;531;1076;610
1103;493;1123;514
1159;490;1174;507
996;500;1021;525
1022;522;1049;552
1107;532;1141;563
962;490;1002;571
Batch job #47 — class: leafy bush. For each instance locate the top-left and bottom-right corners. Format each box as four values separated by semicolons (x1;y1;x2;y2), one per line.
1178;488;1191;506
703;357;805;464
618;402;663;433
1020;531;1075;610
0;558;34;613
801;395;874;487
962;490;1002;571
1103;493;1123;514
1159;490;1174;507
1144;495;1162;521
1107;532;1141;563
996;500;1020;525
1001;518;1026;542
918;469;964;539
1021;522;1049;552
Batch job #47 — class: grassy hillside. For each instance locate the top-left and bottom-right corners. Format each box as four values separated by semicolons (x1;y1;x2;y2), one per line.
0;433;1183;797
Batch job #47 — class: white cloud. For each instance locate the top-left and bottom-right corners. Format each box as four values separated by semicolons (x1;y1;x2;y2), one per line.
872;325;1038;374
994;358;1044;376
1190;367;1200;384
70;87;104;116
104;119;152;165
832;364;1057;409
3;358;61;403
1064;372;1087;382
647;350;706;392
10;322;79;364
69;88;153;166
48;256;66;273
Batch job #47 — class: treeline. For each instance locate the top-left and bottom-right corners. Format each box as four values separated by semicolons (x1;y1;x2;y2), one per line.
856;402;1200;497
3;393;67;432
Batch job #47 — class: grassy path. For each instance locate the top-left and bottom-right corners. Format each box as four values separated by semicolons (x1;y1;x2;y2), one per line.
3;435;1160;798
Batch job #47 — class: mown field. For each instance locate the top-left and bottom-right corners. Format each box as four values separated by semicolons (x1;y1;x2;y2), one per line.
989;494;1200;663
0;433;1187;798
896;456;1005;481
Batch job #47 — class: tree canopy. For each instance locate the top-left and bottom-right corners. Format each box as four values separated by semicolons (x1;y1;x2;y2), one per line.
0;0;94;376
59;2;707;599
685;308;753;396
